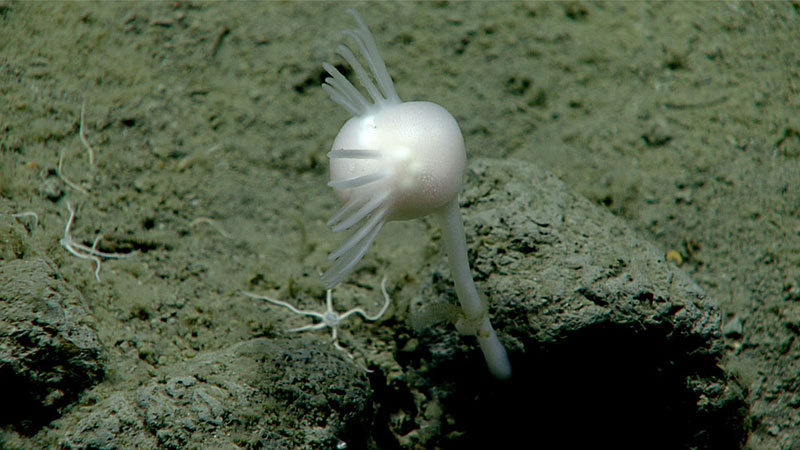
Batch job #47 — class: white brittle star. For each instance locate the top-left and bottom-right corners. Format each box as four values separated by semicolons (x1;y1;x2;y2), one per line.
242;275;391;370
60;201;131;282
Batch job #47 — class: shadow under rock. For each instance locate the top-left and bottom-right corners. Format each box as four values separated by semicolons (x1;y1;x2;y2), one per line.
442;322;747;450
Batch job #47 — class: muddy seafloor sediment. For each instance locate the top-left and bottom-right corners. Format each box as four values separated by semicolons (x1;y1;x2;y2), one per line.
1;2;798;449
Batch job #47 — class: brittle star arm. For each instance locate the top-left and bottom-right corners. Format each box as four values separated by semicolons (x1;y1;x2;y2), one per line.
60;202;102;281
57;99;95;195
59;201;131;282
338;275;391;322
10;211;39;228
240;292;328;323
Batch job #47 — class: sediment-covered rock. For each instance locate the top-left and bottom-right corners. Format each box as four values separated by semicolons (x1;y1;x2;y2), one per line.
0;257;105;433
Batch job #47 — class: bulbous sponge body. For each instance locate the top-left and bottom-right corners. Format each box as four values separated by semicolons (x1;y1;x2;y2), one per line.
330;101;466;221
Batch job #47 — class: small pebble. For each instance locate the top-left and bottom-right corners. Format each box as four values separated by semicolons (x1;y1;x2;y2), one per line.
721;316;743;338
